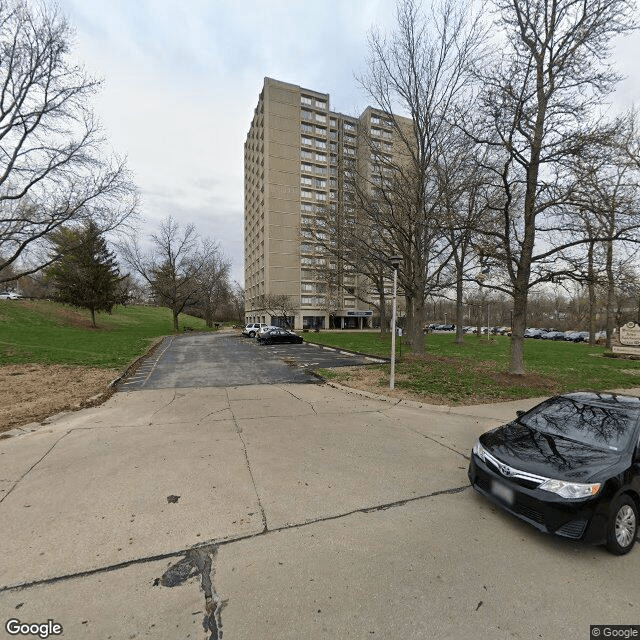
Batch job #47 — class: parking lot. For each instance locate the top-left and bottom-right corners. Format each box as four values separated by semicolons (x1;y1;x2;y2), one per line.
118;332;384;391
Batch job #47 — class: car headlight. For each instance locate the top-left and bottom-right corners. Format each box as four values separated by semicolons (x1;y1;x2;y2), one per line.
472;440;487;462
538;479;601;499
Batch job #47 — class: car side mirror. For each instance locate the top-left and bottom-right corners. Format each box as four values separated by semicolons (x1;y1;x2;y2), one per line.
516;410;525;418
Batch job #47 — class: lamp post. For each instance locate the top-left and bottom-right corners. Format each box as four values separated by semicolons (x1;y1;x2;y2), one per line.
389;255;402;390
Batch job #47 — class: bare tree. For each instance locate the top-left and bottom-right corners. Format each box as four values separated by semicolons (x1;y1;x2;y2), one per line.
193;243;231;327
254;293;297;328
356;0;484;353
573;156;639;347
121;217;222;332
0;1;138;283
228;282;245;326
469;0;637;374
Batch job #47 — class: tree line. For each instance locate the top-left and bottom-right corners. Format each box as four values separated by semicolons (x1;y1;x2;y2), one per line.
0;1;240;329
312;0;640;374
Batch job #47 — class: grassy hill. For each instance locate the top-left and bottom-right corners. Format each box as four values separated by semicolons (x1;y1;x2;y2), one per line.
0;300;213;369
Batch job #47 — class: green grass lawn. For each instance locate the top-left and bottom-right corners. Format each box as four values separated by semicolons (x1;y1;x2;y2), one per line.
0;300;213;369
305;330;640;403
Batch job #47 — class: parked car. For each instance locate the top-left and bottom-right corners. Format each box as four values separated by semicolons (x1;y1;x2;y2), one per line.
242;323;269;338
542;331;565;340
257;328;304;345
0;291;20;299
564;331;588;343
524;328;544;339
257;324;279;337
468;391;640;554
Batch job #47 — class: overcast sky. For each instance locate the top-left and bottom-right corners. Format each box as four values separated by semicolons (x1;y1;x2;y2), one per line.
55;0;640;284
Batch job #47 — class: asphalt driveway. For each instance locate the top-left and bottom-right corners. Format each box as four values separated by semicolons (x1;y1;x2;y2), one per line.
118;332;382;391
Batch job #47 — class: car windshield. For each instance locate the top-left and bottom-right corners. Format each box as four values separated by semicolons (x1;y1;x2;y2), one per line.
519;397;639;451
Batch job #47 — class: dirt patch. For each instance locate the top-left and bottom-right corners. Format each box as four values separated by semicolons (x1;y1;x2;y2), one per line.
323;365;450;404
0;364;119;434
324;360;559;406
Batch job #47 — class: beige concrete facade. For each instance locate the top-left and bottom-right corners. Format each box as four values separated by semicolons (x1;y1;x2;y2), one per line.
244;77;403;330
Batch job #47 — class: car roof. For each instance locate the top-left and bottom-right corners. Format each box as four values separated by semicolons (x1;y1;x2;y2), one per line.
560;391;640;410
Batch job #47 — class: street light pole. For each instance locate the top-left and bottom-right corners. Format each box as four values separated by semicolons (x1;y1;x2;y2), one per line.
389;255;402;390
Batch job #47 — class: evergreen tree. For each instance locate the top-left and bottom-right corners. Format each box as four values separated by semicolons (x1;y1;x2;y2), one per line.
47;221;126;327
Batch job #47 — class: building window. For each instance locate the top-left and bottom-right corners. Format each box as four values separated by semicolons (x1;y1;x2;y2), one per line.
371;115;380;124
301;189;312;199
301;150;313;160
315;99;326;109
301;109;313;120
315;125;326;135
301;96;312;106
316;192;327;201
315;139;326;149
315;113;326;123
301;123;313;133
315;178;326;188
301;176;312;186
344;121;356;131
315;153;326;162
301;136;313;146
301;162;313;172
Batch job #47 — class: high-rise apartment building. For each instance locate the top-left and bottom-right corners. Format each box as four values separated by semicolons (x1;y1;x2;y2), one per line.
244;77;402;330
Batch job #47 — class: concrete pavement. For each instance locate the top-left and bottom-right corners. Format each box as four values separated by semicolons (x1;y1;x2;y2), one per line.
1;380;639;639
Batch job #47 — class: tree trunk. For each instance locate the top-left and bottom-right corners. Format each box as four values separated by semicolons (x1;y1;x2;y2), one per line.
605;238;615;350
454;270;464;345
173;309;179;332
587;240;597;345
90;308;96;328
510;288;528;375
378;286;388;335
406;295;426;354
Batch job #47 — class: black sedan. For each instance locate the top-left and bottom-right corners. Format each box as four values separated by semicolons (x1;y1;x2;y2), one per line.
256;328;304;345
468;392;640;554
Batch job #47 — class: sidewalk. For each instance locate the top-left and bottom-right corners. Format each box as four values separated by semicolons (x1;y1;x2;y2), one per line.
1;380;638;639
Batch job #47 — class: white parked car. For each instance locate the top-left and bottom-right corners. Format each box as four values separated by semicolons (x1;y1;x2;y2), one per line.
257;325;279;337
242;323;269;338
0;291;20;299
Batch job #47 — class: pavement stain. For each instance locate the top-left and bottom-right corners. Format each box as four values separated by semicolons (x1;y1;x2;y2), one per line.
159;544;226;640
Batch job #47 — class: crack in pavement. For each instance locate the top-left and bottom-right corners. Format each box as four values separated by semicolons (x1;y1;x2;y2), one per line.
279;386;318;415
0;483;470;593
148;388;178;422
0;431;72;505
393;422;471;461
160;544;226;639
225;388;268;534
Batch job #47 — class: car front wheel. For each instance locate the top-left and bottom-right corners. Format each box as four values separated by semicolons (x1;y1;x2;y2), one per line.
606;495;638;555
249;331;256;337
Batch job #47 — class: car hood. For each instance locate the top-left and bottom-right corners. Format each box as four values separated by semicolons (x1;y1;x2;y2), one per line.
480;422;624;482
